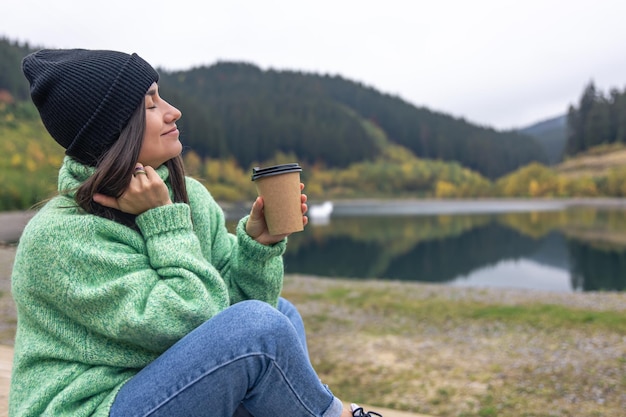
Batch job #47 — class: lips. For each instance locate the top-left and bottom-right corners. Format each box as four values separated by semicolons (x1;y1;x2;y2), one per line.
162;125;178;136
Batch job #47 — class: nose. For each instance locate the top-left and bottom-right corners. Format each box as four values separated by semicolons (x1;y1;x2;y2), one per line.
165;101;182;123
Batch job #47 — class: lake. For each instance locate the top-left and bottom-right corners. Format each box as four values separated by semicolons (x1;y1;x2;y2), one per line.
228;199;626;292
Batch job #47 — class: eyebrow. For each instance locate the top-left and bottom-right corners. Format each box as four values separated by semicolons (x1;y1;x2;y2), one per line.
146;87;157;96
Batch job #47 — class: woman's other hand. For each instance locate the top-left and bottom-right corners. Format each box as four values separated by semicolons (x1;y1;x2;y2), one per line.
93;164;172;215
246;183;308;245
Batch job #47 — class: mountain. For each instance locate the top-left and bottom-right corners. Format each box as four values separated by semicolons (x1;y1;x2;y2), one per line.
1;37;548;179
0;37;37;103
159;63;549;179
519;115;567;165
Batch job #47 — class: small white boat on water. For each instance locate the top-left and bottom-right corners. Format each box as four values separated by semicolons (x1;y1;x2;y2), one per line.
308;201;333;224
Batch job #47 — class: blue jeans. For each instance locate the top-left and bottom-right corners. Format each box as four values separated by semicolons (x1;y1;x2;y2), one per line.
109;298;344;417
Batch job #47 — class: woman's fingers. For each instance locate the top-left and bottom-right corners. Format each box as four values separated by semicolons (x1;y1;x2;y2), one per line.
93;165;172;214
93;193;120;210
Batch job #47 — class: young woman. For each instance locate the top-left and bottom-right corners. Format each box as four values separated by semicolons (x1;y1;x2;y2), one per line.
10;49;382;417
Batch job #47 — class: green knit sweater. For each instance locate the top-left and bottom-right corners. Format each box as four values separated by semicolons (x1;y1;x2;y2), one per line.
9;157;287;416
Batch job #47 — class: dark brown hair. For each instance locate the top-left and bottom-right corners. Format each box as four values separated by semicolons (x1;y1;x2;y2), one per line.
74;99;189;229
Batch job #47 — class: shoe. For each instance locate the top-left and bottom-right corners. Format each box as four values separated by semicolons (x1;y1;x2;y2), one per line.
351;403;383;417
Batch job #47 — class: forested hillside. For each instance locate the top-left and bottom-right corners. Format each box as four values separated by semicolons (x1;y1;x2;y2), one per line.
1;37;547;180
159;63;548;179
0;38;34;103
520;82;626;167
565;81;626;157
4;37;626;210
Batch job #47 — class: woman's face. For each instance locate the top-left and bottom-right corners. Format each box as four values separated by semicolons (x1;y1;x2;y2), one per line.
137;82;183;168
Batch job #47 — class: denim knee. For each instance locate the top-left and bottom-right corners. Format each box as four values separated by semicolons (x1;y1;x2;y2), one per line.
228;300;298;348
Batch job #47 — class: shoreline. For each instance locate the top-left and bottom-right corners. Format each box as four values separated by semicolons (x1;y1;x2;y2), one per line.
3;197;626;244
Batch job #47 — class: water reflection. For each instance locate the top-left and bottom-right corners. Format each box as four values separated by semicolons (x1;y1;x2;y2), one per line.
228;202;626;292
450;259;572;292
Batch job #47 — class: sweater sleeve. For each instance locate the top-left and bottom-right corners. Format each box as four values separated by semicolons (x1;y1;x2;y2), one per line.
15;199;231;353
185;178;286;306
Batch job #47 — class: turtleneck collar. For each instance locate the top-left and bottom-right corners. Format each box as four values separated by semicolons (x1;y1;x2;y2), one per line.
58;156;171;197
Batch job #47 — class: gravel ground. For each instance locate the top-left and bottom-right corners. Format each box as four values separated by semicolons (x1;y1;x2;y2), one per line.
281;276;626;417
0;246;16;346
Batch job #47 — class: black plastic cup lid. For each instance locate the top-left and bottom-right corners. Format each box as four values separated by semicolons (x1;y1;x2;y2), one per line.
251;163;302;181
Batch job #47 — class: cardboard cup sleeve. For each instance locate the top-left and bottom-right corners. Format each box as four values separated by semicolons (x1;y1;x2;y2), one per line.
252;163;304;235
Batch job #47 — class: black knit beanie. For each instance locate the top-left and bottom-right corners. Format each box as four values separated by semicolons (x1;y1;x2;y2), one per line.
22;49;159;166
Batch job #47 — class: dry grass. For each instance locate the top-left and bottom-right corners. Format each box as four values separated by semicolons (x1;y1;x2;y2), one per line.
556;145;626;179
283;275;626;417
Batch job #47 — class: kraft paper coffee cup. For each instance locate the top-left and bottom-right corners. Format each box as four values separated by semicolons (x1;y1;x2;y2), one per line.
251;163;304;235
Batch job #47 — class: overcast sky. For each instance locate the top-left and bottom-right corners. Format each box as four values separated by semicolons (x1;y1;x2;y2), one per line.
3;0;626;130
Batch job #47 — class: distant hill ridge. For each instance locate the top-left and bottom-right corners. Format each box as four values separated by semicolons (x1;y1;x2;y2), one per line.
5;37;626;208
0;37;551;179
518;115;567;165
158;62;549;179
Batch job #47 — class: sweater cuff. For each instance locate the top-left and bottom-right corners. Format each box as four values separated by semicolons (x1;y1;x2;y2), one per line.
237;216;287;262
136;203;193;238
